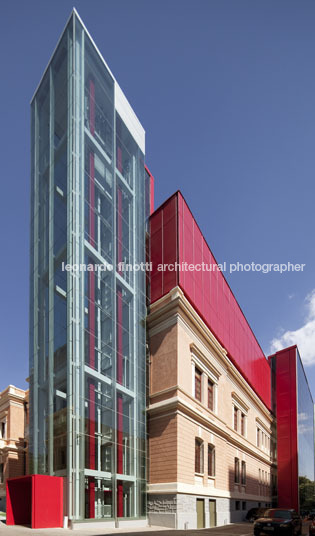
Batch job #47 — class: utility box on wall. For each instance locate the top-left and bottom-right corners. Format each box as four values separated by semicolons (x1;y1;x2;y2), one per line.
6;474;63;528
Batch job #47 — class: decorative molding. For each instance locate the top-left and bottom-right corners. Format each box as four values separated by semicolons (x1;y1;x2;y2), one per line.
190;343;221;380
256;417;271;434
232;392;250;413
147;482;272;501
148;396;274;466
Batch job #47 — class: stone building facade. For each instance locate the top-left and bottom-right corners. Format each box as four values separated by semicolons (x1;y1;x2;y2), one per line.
147;287;276;529
0;385;28;511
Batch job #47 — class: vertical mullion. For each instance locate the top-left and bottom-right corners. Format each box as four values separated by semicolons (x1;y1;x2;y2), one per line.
66;18;74;521
48;64;55;475
32;99;39;474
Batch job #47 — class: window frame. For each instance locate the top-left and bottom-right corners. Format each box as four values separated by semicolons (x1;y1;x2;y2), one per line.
190;346;220;415
233;406;238;432
194;367;202;402
207;378;214;412
241;460;246;485
241;412;246;436
195;438;204;474
0;421;5;439
208;444;215;477
234;457;240;484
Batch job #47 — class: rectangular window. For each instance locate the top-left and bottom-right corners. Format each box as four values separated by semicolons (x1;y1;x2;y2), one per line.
242;501;246;510
195;439;204;474
0;422;5;439
0;463;3;484
234;457;240;483
195;368;202;402
257;428;260;447
234;407;238;431
241;413;245;436
208;379;214;411
208;444;215;477
235;500;240;510
241;461;246;485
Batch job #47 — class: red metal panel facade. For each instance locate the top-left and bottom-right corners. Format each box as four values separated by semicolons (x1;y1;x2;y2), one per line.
6;475;63;528
32;474;63;528
150;194;178;303
145;165;155;215
270;347;298;511
6;476;32;526
150;191;271;409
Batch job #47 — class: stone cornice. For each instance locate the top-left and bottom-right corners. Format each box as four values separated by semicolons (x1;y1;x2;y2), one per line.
147;482;272;501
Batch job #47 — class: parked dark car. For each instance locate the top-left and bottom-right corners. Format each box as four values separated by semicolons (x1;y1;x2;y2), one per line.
310;518;315;535
246;507;267;522
253;508;302;535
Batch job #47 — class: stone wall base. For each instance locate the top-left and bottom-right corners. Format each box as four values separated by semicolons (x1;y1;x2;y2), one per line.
148;493;269;529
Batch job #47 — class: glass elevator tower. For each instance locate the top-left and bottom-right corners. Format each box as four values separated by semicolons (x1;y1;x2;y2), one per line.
29;10;148;522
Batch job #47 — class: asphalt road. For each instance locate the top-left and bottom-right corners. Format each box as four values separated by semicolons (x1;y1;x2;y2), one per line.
0;522;311;536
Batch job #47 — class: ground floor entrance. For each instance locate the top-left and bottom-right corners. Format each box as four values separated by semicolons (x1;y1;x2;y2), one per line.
209;499;216;528
196;498;205;528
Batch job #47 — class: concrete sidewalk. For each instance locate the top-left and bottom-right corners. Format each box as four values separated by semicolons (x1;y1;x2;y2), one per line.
0;522;170;536
0;521;256;536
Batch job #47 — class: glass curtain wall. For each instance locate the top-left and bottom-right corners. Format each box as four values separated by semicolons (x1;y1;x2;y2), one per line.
30;11;147;522
296;350;315;512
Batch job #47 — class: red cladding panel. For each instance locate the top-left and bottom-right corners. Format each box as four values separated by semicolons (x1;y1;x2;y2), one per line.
272;347;298;511
88;478;95;519
89;380;96;470
117;394;124;517
32;475;63;528
88;267;95;369
149;194;178;303
145;165;155;215
117;287;123;384
89;152;95;247
7;475;63;529
117;481;123;517
150;175;155;214
150;192;271;409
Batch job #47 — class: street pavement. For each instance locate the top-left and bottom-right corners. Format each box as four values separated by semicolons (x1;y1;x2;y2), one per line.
0;521;311;536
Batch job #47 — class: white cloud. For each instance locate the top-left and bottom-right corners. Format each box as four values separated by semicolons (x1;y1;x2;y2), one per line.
270;289;315;366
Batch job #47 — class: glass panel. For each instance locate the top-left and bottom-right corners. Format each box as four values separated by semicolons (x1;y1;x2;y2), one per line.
85;477;113;519
297;351;315;510
84;39;114;159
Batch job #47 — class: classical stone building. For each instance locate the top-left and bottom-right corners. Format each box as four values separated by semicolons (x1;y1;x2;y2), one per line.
0;386;28;511
147;193;277;529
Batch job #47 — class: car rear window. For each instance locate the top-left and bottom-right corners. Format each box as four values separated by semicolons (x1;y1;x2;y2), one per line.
264;510;291;519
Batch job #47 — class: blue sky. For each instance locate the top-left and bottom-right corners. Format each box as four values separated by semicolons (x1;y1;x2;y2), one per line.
1;0;315;397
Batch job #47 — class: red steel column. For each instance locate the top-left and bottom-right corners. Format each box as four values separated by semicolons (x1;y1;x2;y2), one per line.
117;393;123;517
88;478;95;519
